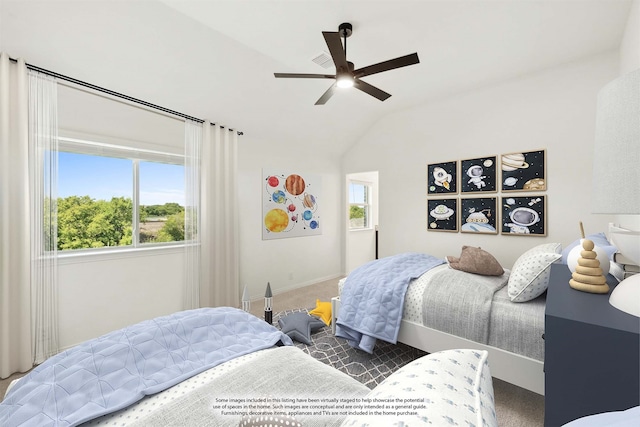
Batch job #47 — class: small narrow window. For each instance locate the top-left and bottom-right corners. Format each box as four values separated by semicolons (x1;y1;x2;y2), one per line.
349;181;371;230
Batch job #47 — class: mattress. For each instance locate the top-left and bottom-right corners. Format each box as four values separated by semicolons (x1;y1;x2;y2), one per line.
85;346;370;426
488;286;546;361
338;264;546;361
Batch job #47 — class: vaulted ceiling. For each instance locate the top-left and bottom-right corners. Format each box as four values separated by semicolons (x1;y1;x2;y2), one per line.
1;1;633;157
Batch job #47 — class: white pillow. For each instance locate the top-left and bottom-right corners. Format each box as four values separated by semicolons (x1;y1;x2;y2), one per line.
339;349;497;427
508;243;562;302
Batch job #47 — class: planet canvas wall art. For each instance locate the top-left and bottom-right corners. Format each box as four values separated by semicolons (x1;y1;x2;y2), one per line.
500;149;546;192
263;170;322;240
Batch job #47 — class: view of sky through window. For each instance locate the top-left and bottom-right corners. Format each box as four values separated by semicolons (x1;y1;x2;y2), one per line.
58;152;184;206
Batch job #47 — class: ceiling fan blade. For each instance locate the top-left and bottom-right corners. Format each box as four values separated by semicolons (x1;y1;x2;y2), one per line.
315;84;337;105
353;53;420;78
354;79;391;102
322;31;349;72
274;73;335;79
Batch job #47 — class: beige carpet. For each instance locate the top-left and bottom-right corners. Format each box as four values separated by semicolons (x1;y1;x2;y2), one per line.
1;277;544;426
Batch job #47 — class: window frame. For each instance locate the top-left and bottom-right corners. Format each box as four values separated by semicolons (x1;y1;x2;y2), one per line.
56;136;186;255
348;180;373;231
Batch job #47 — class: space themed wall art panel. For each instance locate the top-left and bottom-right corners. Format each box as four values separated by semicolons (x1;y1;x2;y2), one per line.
501;196;546;236
262;171;321;240
460;198;498;234
428;198;458;232
461;156;497;193
500;150;546;192
427;160;458;194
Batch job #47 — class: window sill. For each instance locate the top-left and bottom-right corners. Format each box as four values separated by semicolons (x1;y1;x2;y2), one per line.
57;244;188;265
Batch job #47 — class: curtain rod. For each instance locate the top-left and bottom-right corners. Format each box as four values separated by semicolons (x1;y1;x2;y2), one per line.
9;57;244;135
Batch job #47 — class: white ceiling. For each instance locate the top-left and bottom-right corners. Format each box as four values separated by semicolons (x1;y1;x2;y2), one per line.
1;0;633;157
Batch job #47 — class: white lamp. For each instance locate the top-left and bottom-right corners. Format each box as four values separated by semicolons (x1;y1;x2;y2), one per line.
591;69;640;317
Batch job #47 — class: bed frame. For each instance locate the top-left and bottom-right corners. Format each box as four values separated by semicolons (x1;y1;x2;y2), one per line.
331;297;545;396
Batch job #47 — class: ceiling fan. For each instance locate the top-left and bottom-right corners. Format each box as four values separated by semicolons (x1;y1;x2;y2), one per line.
274;22;420;105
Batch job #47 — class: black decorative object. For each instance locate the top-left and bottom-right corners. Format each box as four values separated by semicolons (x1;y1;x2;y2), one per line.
264;282;273;324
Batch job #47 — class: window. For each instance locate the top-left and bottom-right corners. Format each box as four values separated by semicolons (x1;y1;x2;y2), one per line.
349;181;371;230
57;137;185;251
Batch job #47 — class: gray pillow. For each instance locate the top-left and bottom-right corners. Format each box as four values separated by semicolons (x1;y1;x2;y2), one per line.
278;312;325;345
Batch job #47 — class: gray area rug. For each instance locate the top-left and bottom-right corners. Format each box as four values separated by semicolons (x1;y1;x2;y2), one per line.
274;309;427;389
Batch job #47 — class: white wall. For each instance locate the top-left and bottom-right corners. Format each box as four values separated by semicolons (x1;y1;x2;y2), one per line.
342;52;620;269
620;0;640;75
58;250;184;349
237;136;343;300
617;0;640;231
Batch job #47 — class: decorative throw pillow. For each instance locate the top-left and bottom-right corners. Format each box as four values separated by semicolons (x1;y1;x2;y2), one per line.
561;232;617;264
309;299;332;325
340;349;497;427
508;243;562;302
446;246;504;276
239;414;302;427
277;312;325;345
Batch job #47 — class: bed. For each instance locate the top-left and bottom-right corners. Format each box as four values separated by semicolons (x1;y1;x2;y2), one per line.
334;243;564;396
1;306;498;427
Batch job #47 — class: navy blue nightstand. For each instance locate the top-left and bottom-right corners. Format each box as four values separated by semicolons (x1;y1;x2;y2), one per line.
544;263;640;426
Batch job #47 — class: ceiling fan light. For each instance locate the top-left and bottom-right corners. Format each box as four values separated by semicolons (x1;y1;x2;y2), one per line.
336;74;354;88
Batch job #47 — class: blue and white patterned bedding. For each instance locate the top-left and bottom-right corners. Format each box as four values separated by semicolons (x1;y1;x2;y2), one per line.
0;307;293;427
335;253;445;353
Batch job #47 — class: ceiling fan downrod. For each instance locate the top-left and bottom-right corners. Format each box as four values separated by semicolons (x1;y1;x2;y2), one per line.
338;22;352;58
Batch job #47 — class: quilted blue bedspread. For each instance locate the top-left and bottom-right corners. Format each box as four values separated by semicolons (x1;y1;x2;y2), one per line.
335;253;445;353
0;307;293;427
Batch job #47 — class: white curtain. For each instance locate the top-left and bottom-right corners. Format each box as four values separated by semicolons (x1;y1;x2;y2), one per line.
200;123;240;308
28;69;59;365
183;120;202;310
0;53;33;378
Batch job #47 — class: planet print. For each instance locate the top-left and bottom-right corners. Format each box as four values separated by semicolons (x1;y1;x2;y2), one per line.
503;177;518;187
523;178;546;190
501;153;529;171
264;209;289;233
461;223;496;233
303;193;316;208
267;176;280;187
285;174;306;196
272;190;286;204
303;210;313;221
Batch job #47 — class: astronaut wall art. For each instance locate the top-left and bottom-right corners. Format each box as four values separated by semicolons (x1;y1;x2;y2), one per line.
461;156;497;193
501;196;546;236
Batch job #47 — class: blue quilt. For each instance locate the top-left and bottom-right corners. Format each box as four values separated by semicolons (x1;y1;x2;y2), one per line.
0;307;293;427
335;253;445;353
